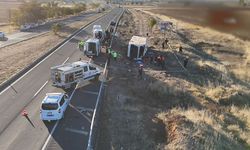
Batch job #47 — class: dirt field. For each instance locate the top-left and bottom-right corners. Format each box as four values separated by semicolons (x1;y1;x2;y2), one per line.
97;8;250;150
0;12;104;84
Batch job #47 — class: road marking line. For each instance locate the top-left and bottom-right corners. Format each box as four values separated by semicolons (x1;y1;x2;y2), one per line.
33;81;48;98
65;128;88;136
76;106;94;112
41;86;77;150
69;104;92;123
62;57;69;65
81;90;99;95
41;121;59;150
87;8;124;150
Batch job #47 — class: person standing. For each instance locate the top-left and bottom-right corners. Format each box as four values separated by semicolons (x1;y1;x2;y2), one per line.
138;64;143;79
162;42;165;49
160;55;165;69
179;45;183;53
113;52;117;61
183;57;189;68
108;52;111;66
157;55;161;66
165;38;168;45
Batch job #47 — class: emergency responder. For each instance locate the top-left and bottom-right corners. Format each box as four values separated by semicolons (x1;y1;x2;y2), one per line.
113;51;118;61
78;40;84;51
160;55;165;69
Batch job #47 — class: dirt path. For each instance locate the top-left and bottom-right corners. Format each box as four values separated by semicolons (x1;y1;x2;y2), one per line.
97;8;250;150
0;12;104;84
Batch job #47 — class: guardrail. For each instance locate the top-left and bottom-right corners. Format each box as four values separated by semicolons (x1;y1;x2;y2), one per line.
0;10;110;93
87;7;125;150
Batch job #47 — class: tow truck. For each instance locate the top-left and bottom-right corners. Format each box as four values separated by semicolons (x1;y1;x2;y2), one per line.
51;61;101;89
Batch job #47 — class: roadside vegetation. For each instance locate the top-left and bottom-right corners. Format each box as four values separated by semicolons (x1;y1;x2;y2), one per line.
10;1;87;26
51;23;62;35
148;17;157;33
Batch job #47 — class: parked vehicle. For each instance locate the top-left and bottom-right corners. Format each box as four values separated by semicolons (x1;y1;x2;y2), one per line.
93;25;105;42
51;61;101;89
110;20;116;27
40;93;69;121
84;38;101;57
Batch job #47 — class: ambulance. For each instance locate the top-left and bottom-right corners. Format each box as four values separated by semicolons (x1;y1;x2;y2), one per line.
51;61;101;89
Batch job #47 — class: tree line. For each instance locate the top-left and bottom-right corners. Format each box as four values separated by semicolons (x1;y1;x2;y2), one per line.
11;1;88;26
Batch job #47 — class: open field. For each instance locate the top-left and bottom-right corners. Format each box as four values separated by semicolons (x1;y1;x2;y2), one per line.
97;7;250;150
141;4;250;41
0;1;22;24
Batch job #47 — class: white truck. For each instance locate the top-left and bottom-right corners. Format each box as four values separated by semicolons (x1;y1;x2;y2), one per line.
51;61;101;89
83;38;101;57
93;25;105;42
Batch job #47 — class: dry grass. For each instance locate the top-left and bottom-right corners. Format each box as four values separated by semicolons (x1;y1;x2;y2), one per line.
230;47;250;82
230;105;250;146
157;108;246;150
148;80;188;98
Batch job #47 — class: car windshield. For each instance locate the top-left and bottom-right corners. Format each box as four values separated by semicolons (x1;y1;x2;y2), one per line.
41;103;58;110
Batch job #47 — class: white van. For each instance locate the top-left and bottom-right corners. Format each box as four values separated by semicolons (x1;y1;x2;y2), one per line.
51;61;101;89
84;38;101;57
40;93;69;121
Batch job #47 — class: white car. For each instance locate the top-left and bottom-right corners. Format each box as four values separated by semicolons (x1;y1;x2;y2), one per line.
0;32;5;40
93;25;102;31
40;93;69;121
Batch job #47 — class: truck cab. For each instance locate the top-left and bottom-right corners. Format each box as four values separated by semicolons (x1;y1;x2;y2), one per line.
84;38;101;57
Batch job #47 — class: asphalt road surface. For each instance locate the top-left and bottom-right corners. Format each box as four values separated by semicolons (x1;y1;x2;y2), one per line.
0;11;96;48
0;7;123;150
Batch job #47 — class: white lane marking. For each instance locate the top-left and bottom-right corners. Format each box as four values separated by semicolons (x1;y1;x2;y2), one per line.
76;106;94;112
69;104;92;123
65;128;88;136
33;81;48;98
81;90;98;95
0;12;107;96
41;87;77;150
87;8;124;150
41;121;59;150
62;57;69;65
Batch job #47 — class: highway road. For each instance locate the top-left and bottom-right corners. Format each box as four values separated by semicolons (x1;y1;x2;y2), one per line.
0;7;123;150
0;11;96;48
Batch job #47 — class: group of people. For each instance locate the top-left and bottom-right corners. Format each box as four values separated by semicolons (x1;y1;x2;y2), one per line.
147;54;166;69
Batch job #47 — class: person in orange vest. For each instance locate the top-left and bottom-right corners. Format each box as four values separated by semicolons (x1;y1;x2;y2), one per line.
160;55;165;69
157;55;161;66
